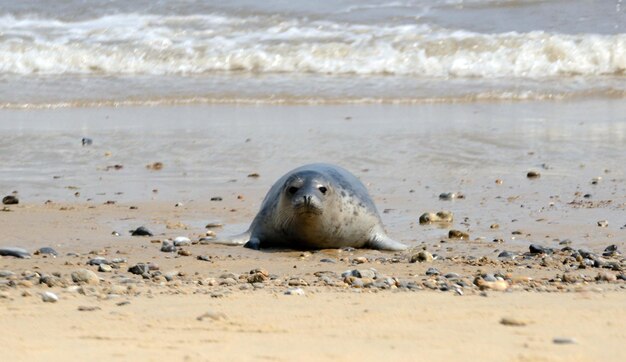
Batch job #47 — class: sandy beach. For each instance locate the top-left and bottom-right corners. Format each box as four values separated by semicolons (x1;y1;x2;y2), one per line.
1;101;625;361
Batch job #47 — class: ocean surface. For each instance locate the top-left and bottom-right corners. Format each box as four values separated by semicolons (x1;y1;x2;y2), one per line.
1;0;625;107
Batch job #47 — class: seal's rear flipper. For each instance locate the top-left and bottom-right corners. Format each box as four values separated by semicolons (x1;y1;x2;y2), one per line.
209;231;251;246
368;234;408;251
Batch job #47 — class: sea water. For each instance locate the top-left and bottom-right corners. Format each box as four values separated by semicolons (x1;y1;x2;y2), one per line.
1;0;624;107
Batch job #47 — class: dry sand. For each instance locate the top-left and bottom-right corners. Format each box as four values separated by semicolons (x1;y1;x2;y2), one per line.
1;102;625;361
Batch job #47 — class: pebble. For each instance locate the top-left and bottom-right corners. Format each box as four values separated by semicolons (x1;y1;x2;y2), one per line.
526;171;541;178
131;226;153;236
128;263;150;275
160;240;176;252
177;249;192;256
87;257;108;265
603;244;619;257
205;222;224;228
197;255;211;262
35;247;58;257
320;258;336;263
41;291;59;303
40;275;67;288
410;251;433;263
352;257;368;264
474;277;509;291
448;230;470;239
173;236;191;246
500;317;528;327
0;270;16;277
99;264;113;273
353;269;377;279
439;192;462;200
284;287;306;296
81;137;93;146
553;337;576;345
197;310;227;321
0;247;31;259
78;306;101;312
497;251;516;260
597;220;609;228
529;244;553;254
71;269;100;285
2;195;19;205
425;267;440;276
444;273;460;279
419;211;454;224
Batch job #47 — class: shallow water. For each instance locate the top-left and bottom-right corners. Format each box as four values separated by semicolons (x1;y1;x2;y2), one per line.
1;0;624;107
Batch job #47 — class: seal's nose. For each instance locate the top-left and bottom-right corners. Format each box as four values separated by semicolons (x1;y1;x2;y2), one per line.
303;195;312;206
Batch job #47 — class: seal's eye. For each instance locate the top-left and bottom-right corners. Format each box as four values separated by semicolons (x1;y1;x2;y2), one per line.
318;186;327;194
288;186;299;195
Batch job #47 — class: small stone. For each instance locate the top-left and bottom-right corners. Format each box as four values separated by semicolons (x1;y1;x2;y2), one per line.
500;317;528;327
553;337;576;345
98;264;113;273
173;236;191;246
526;171;541;179
197;311;227;321
497;251;516;260
41;291;58;303
131;226;153;236
197;255;211;262
439;192;461;200
284;287;305;296
444;272;460;279
81;137;93;146
210;197;223;201
177;249;192;256
71;269;100;285
597;220;609;228
205;222;223;228
35;247;58;257
425;267;440;276
87;257;108;266
448;230;469;239
128;263;150;275
320;258;336;263
596;272;617;282
562;273;579;283
0;247;31;259
0;270;15;278
78;306;101;312
474;277;508;291
40;275;67;288
352;257;368;264
410;251;433;263
490;224;500;229
160;240;176;252
2;195;19;205
354;269;377;279
529;244;552;254
419;211;454;224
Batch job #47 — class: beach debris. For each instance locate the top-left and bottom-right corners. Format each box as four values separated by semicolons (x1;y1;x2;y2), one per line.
205;222;223;229
131;226;153;236
105;164;123;171
247;172;260;178
2;195;19;205
0;247;31;259
419;211;453;224
210;196;223;201
41;292;59;303
597;220;608;227
81;137;93;146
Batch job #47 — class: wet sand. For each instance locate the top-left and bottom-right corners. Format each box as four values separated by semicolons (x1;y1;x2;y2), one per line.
1;101;625;361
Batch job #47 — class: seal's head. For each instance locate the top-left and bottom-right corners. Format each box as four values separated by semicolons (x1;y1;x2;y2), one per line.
280;170;332;217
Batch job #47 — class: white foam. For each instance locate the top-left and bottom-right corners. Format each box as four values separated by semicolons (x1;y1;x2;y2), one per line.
0;13;625;78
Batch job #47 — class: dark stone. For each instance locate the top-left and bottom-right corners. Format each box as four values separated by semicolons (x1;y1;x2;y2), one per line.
529;244;553;254
444;272;460;279
2;195;18;205
87;257;109;265
128;263;150;275
81;138;93;146
36;247;58;256
197;255;211;262
0;247;30;258
131;226;153;236
210;197;223;201
320;258;336;263
498;251;516;259
425;267;440;276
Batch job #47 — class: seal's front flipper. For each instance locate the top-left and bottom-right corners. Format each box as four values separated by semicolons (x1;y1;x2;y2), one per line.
243;237;261;250
209;231;251;246
368;234;408;251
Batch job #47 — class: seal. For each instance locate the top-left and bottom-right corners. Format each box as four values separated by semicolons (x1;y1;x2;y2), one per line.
214;163;407;251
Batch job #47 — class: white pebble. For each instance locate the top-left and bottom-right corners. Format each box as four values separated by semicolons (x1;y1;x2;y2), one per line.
41;292;58;303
